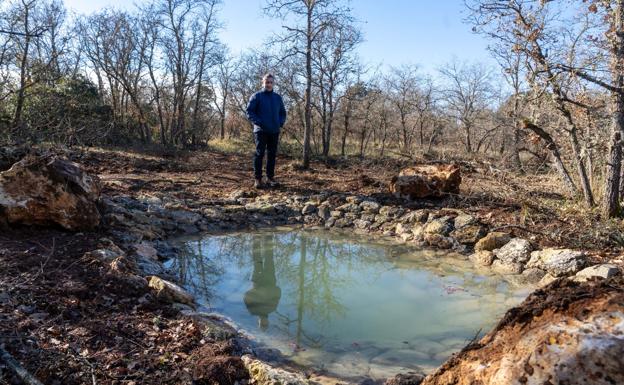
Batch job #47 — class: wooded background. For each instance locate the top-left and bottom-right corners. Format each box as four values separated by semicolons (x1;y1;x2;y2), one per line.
1;0;624;217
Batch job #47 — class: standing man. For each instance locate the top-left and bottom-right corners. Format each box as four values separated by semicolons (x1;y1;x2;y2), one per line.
246;73;287;188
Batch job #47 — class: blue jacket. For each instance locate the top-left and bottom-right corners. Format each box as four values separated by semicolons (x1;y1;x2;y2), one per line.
246;89;287;134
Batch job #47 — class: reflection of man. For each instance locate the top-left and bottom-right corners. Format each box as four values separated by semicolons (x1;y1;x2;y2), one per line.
244;236;281;331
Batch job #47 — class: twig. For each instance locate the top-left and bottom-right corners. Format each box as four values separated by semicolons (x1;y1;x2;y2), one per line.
489;224;546;236
0;345;45;385
460;328;483;353
69;346;97;385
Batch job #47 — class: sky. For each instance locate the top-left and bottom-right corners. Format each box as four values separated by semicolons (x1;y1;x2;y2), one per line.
63;0;495;77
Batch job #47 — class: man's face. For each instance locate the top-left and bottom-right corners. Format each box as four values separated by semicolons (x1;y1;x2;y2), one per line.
263;77;274;91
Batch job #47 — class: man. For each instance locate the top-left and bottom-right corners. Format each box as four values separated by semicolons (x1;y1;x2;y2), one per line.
246;73;287;188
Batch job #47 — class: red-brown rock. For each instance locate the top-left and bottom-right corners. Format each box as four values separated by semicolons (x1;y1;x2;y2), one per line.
389;164;461;199
0;155;101;230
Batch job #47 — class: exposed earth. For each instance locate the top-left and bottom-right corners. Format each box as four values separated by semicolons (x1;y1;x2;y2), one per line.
1;145;623;385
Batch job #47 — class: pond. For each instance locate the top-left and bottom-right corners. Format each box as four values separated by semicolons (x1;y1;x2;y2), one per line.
167;228;530;381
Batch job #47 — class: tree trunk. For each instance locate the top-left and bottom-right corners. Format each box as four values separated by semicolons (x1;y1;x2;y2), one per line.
302;7;313;168
603;0;624;218
13;6;31;130
341;100;351;157
522;121;578;196
569;130;595;206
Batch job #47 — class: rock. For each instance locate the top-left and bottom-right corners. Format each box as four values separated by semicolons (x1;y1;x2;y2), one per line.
242;355;311;385
491;259;524;275
177;223;199;234
494;238;532;264
469;250;495;267
324;217;336;228
301;203;317;215
374;214;389;223
0;156;101;230
147;276;194;306
527;249;587;277
389;164;461;199
453;214;477;229
424;233;454;249
353;219;371;230
538;273;558;287
345;195;363;204
359;200;381;213
317;205;331;220
168;209;202;224
360;213;376;222
86;248;125;264
379;205;403;217
399;209;429;224
334;218;352;228
423;216;453;236
336;202;360;213
245;202;276;214
133;242;159;260
520;268;547;284
134;255;167;276
574;264;620;282
385;373;425;385
395;222;410;235
504;268;547;286
330;210;343;218
412;224;425;241
399;232;413;242
474;232;511;252
421;277;624;385
450;224;486;244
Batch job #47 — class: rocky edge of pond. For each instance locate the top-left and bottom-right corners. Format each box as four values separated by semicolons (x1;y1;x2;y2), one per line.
1;154;623;385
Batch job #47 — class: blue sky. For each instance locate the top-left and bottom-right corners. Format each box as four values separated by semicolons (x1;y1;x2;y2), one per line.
64;0;494;76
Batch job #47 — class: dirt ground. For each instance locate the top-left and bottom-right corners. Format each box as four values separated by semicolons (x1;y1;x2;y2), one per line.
1;145;623;384
0;225;247;385
77;146;624;253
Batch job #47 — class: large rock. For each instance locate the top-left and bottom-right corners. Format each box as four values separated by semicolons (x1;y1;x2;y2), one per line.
469;250;495;266
491;259;524;275
0;155;101;230
389;164;461;199
242;355;311;385
474;232;510;252
450;224;486;244
574;264;620;282
453;214;477;229
147;276;194;306
494;238;532;264
421;277;624;385
527;248;587;277
423;216;453;236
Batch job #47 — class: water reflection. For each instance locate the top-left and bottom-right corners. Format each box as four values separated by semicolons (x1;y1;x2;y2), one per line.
168;229;529;380
244;235;281;330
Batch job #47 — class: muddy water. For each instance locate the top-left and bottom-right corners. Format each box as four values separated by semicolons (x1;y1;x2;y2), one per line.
168;229;530;380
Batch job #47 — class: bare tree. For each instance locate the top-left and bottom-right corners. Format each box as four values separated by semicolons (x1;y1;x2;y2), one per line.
210;51;235;139
439;60;497;154
385;64;421;152
264;0;353;168
312;20;361;157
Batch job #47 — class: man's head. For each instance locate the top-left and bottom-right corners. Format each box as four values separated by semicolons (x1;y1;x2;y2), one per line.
262;73;274;92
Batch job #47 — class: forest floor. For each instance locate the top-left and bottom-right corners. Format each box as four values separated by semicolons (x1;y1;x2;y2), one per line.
1;144;623;384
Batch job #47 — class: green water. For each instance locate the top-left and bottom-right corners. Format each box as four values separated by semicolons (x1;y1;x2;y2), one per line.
169;229;529;380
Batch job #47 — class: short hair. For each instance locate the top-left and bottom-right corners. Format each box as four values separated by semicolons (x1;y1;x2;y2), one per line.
262;73;275;82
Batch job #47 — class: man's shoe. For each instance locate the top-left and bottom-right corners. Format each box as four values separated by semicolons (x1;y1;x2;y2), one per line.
254;179;263;189
266;178;278;187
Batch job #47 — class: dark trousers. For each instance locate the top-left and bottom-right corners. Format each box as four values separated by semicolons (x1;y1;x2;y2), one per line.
254;131;279;179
